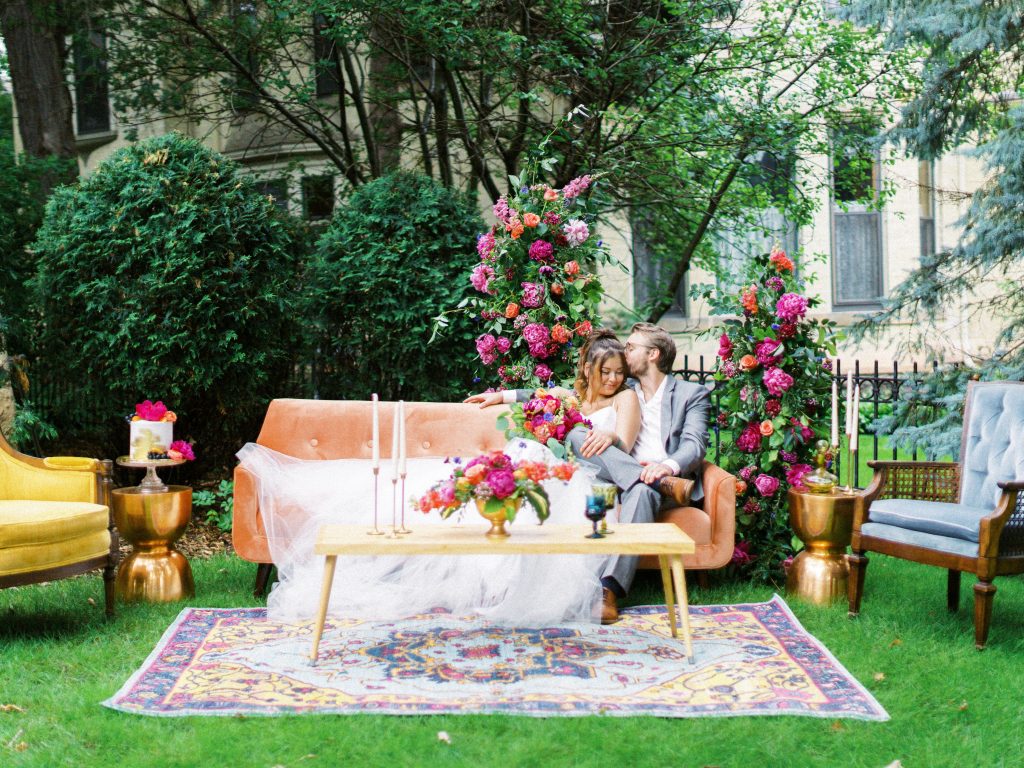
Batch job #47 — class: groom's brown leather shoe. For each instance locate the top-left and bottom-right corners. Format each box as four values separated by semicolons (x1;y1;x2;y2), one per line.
658;476;694;507
600;588;619;624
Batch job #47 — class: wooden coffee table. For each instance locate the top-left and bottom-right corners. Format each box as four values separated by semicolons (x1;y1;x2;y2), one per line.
309;523;696;664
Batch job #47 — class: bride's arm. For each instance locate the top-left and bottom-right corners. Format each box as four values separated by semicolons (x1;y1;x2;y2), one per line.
613;389;641;454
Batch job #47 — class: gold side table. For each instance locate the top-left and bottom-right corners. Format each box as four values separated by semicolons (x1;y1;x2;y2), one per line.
786;488;858;606
112;485;194;602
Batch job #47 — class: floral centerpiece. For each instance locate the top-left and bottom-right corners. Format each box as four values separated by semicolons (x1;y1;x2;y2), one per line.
701;247;837;581
129;400;196;461
417;451;576;536
450;168;610;389
495;388;590;459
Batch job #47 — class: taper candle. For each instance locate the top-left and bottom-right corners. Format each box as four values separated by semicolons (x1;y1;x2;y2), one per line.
831;375;839;447
845;370;853;437
371;393;380;470
398;400;407;475
850;383;860;451
391;401;400;480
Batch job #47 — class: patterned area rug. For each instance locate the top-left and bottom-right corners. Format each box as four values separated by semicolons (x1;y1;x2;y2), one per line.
104;596;887;719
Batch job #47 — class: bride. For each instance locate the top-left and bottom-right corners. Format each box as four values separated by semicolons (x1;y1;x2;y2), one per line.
236;331;640;626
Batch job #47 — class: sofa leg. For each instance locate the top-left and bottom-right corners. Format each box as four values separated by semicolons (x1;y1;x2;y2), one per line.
973;580;996;650
847;552;868;616
695;571;710;590
103;562;117;618
947;570;961;612
254;563;275;598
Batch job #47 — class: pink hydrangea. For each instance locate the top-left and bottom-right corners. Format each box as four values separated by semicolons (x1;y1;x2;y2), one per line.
753;473;780;497
476;333;498;365
563;219;589;246
755;338;782;367
470;264;495;294
562;175;593;199
534;363;553;381
718;333;733;360
495;336;511;354
521;282;545;308
736;423;763;453
764;398;782;417
775;292;809;321
528;239;555;262
522;323;551;358
477;232;496;260
763;367;794;396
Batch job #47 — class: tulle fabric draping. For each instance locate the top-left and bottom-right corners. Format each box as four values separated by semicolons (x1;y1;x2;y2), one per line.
236;439;605;625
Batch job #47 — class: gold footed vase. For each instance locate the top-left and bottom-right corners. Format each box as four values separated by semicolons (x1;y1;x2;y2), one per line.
786;488;857;606
474;497;522;538
112;486;195;602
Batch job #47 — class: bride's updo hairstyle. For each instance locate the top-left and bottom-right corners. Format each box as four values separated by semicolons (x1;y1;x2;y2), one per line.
573;329;628;400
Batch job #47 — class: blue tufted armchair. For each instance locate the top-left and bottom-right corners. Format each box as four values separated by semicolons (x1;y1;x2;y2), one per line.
848;380;1024;649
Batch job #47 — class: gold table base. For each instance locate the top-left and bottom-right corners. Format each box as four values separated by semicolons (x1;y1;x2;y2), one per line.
112;485;195;602
786;488;857;606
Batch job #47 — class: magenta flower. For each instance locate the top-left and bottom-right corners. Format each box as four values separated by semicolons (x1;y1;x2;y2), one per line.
731;540;754;565
534;363;553;381
495;336;512;354
775;292;809;321
477;232;496;260
562;175;593;199
521;282;546;308
753;473;780;497
764;398;782;417
786;463;814;491
736;423;763;453
739;465;756;481
721;360;737;378
563;219;589;246
135;400;168;422
766;276;785;292
718;333;733;360
470;264;495;294
763;367;794;396
522;323;552;358
528;239;555;263
755;338;782;367
493;196;513;225
168;440;195;461
543;211;561;226
476;334;498;364
486;469;517;500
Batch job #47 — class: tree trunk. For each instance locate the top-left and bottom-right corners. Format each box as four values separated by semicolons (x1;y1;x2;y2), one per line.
0;0;78;195
367;23;403;173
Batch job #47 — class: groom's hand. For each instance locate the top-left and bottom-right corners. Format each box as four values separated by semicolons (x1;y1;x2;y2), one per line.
464;391;504;408
639;461;674;484
579;429;616;458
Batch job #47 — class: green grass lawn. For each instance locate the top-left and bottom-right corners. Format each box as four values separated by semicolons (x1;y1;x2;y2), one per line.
3;551;1023;768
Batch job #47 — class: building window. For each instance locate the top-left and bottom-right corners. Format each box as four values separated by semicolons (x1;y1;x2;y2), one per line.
631;215;687;317
302;175;335;221
831;123;883;308
73;29;110;135
312;14;342;98
919;160;936;258
257;178;290;213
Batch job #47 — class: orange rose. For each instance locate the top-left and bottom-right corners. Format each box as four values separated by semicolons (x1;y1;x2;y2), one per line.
510;223;524;240
551;324;572;343
769;247;794;272
523;212;540;228
564;260;580;276
543;187;559;202
735;479;747;495
505;302;520;319
739;354;758;371
163;411;177;423
465;464;487;484
551;282;564;296
534;423;553;442
759;420;774;436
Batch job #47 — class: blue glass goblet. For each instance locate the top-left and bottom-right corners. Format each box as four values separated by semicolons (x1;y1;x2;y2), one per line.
585;494;607;539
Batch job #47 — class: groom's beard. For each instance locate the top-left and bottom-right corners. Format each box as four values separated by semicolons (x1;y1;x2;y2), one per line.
628;358;648;378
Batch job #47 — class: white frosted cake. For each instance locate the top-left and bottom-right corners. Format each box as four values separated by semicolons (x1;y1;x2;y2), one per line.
130;420;173;460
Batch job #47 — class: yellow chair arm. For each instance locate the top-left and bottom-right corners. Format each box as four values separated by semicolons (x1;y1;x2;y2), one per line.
43;456;101;472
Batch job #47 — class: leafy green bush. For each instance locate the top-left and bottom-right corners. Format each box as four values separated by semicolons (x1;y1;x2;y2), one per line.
307;171;482;401
32;133;307;470
193;479;234;532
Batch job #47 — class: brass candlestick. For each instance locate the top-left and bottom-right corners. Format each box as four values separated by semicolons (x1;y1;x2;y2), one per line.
367;468;384;535
397;473;411;534
386;476;400;538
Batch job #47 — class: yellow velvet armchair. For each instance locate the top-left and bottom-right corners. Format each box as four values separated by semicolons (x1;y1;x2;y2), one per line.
0;429;118;615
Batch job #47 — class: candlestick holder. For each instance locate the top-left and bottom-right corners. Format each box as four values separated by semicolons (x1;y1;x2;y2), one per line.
386;477;400;538
397;473;411;534
367;468;384;535
843;442;858;493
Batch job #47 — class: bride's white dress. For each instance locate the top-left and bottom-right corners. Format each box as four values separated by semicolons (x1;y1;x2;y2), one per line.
235;409;616;626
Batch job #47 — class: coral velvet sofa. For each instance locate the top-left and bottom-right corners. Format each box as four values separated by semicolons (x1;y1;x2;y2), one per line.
232;398;736;593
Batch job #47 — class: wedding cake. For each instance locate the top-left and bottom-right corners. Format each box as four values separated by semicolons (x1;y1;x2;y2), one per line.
129;400;176;460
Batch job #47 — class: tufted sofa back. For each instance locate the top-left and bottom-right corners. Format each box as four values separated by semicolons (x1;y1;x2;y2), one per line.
959;382;1024;509
256;399;510;462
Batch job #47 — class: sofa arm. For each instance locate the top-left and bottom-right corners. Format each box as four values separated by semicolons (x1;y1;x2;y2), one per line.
701;460;736;563
232;465;270;563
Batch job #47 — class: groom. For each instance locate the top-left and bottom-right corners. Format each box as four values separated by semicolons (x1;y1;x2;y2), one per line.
466;322;710;623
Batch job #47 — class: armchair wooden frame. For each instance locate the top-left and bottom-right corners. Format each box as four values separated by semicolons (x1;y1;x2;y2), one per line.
848;382;1024;649
0;432;119;616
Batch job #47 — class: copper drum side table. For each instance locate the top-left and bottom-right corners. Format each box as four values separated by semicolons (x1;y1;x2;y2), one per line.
112;457;194;602
786;488;858;606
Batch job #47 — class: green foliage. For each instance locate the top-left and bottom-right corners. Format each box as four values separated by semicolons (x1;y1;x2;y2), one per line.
193;479;235;532
307;171;482;400
699;249;838;582
32;133;307;470
4;400;59;457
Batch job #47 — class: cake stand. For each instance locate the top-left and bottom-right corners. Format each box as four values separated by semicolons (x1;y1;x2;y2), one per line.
116;456;184;494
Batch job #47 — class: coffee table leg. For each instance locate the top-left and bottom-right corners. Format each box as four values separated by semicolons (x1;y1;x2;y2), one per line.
657;555;677;638
309;554;337;665
669;554;694;663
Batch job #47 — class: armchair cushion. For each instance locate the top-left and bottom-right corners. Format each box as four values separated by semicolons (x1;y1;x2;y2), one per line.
960;384;1024;508
0;500;109;548
860;522;978;559
868;499;991;543
0;530;112;577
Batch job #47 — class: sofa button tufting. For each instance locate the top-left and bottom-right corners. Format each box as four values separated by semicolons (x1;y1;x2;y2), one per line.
422;441;430;449
309;438;318;447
